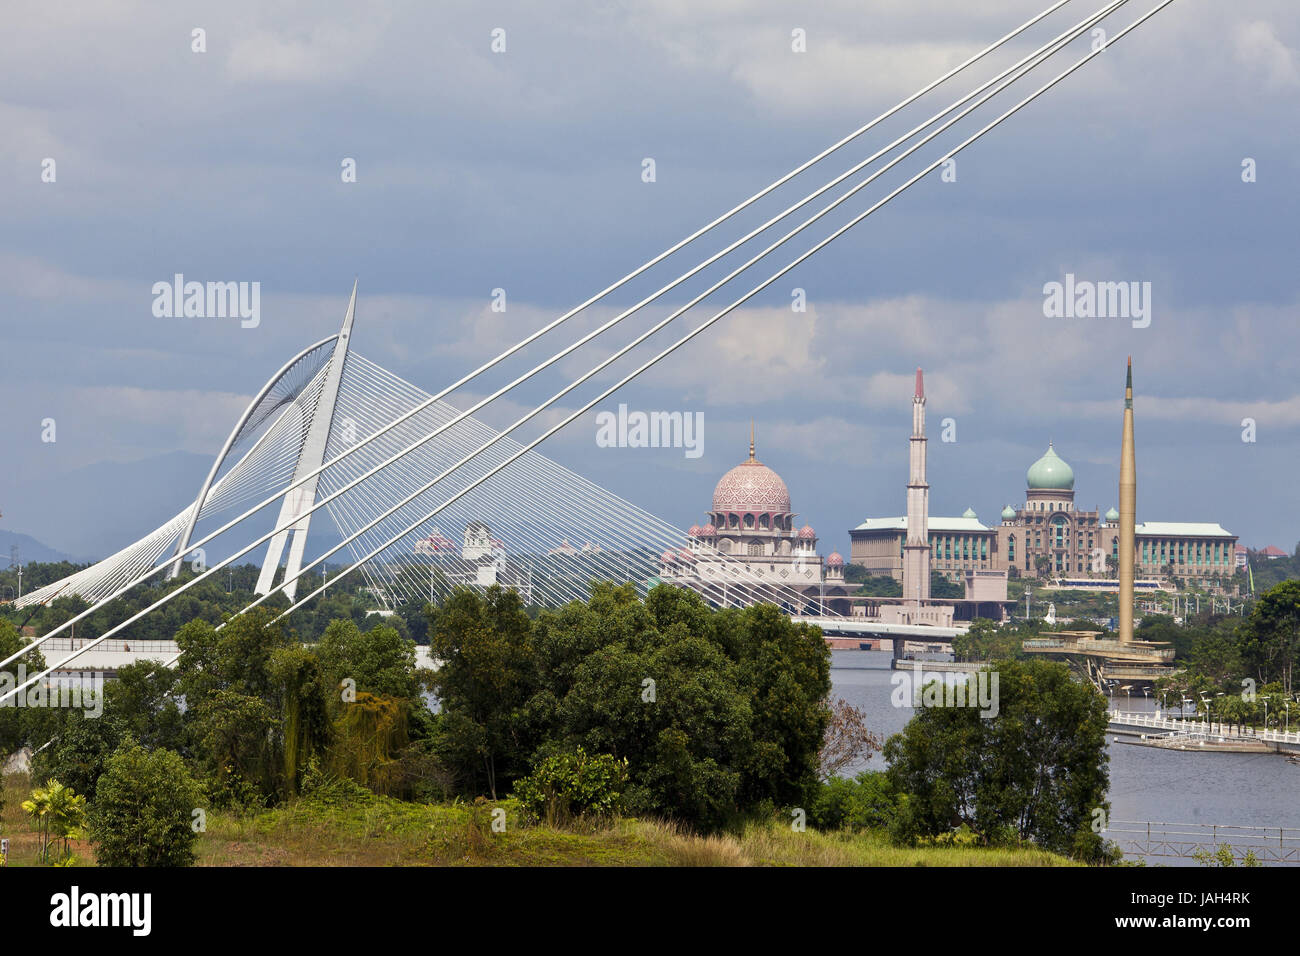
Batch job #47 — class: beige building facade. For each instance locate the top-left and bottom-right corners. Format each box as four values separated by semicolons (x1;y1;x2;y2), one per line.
851;442;1237;584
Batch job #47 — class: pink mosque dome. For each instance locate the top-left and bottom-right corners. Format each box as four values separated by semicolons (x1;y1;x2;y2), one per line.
700;523;717;537
677;548;696;563
826;551;844;568
661;550;678;562
711;430;791;514
797;524;816;539
688;525;702;537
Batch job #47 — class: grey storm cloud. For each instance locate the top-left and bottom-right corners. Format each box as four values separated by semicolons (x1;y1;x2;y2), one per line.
1;0;1298;558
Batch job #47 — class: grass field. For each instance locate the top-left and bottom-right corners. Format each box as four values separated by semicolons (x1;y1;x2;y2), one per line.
3;771;1074;867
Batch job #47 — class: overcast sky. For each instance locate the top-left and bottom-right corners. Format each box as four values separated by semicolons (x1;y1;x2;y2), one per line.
1;0;1297;562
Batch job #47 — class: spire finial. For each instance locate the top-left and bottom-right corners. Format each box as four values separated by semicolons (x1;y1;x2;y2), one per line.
749;419;755;461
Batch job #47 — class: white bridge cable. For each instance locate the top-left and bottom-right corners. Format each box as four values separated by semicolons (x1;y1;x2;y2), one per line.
319;357;829;612
316;355;826;611
253;0;1175;631
13;366;330;608
274;0;1133;586
22;0;1098;610
0;0;1073;654
0;0;1160;694
364;361;821;610
243;0;1138;617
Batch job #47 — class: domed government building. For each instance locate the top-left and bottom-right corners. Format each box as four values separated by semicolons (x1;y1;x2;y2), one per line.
850;440;1237;584
657;427;859;614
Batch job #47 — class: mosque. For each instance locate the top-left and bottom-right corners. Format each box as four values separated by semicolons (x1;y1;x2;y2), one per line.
657;426;858;614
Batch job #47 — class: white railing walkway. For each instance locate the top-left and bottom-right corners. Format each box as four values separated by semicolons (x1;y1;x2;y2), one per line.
1108;709;1300;747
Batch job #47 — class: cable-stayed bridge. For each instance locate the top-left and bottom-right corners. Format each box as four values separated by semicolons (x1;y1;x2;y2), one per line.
18;289;819;615
1;0;1177;702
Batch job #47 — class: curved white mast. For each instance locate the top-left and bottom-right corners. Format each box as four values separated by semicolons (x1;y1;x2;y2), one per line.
254;280;357;598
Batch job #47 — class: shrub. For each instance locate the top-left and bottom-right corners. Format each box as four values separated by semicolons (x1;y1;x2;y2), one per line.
513;747;628;825
88;744;205;867
808;771;899;832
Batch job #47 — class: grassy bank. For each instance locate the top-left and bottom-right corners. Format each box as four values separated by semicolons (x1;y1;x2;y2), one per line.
198;794;1075;866
3;772;1075;867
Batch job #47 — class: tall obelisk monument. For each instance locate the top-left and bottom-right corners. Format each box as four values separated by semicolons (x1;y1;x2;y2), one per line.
903;368;931;606
1118;357;1137;643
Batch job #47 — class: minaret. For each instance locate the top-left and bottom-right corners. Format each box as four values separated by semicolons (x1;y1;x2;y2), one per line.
1118;357;1136;643
903;368;931;605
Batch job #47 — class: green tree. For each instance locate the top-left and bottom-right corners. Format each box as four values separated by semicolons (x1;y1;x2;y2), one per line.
174;608;292;703
513;746;628;825
530;584;829;830
314;618;422;703
809;770;900;832
0;618;46;754
885;659;1111;860
269;647;333;794
21;782;53;862
429;583;835;831
31;710;123;798
105;661;185;753
89;744;205;867
951;618;1023;662
190;690;277;808
427;586;538;799
21;779;86;864
1238;580;1300;695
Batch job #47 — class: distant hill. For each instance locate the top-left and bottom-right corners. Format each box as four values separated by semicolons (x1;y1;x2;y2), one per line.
0;450;349;565
0;529;82;565
0;451;211;560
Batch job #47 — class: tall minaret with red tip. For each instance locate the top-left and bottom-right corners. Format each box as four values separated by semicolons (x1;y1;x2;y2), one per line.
903;367;931;605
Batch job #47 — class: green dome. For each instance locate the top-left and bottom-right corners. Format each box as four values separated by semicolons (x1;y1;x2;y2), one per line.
1105;507;1119;521
1001;504;1016;520
1026;442;1074;491
962;507;978;519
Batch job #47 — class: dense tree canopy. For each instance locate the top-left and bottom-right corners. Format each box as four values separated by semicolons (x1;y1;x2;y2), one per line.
885;659;1112;860
427;582;831;831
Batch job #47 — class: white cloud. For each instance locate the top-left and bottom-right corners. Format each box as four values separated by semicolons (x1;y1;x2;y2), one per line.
225;15;390;85
1233;20;1299;90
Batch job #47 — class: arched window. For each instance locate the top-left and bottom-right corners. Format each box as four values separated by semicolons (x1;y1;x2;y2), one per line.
1052;515;1068;549
747;542;762;557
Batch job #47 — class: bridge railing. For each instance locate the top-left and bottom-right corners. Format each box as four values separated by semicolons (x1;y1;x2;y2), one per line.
1109;710;1300;745
1103;820;1300;864
37;638;180;656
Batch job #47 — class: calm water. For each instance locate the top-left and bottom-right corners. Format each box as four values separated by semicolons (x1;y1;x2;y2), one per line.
830;650;1300;865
